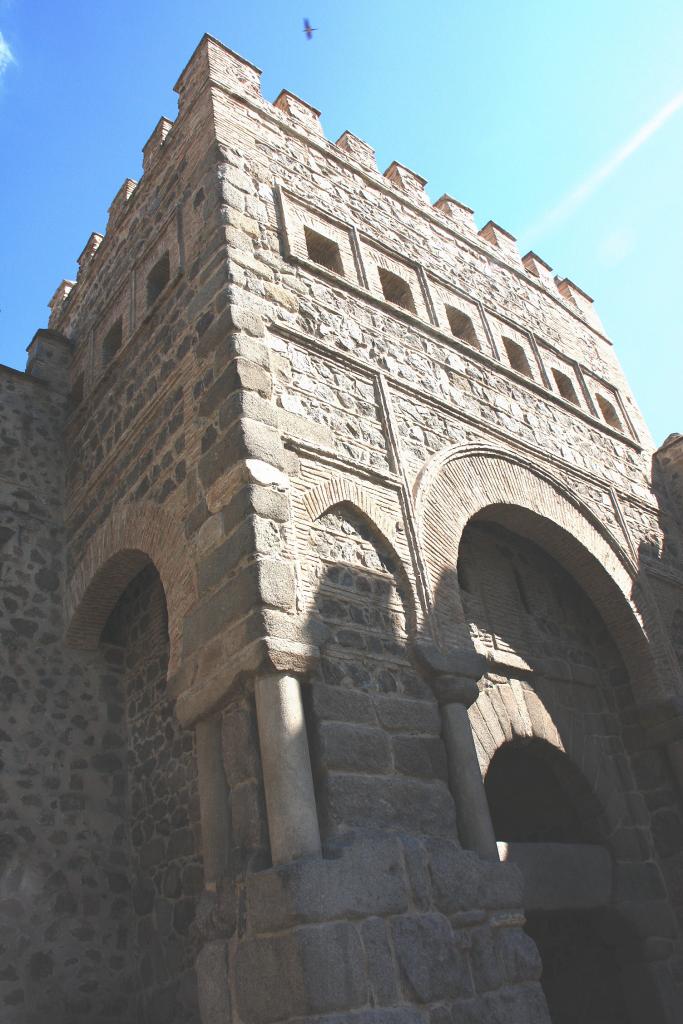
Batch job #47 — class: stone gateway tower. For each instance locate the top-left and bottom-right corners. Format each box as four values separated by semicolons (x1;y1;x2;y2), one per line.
3;33;683;1024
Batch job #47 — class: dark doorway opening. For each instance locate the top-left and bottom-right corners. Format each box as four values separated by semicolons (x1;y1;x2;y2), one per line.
485;739;630;1024
523;909;629;1024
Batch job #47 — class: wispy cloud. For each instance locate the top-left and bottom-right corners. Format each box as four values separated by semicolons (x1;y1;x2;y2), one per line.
0;30;14;77
522;90;683;244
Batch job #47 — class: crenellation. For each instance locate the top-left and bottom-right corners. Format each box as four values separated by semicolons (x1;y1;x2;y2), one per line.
76;231;104;276
555;275;605;333
47;277;75;327
478;220;523;266
273;89;324;135
142;114;174;174
384;160;429;203
522;249;555;286
106;175;138;231
434;193;478;236
173;32;262;113
335;130;378;171
3;32;683;1024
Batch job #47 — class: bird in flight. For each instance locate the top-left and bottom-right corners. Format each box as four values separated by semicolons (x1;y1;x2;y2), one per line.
303;18;317;40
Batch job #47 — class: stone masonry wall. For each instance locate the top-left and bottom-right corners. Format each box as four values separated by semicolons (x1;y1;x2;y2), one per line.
0;363;141;1023
3;33;683;1024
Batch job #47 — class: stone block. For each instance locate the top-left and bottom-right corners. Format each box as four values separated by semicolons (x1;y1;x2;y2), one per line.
468;925;504;992
318;722;392;774
361;917;399;1005
199;357;272;418
326;775;456;837
234;922;367;1023
426;841;487;914
198;418;285;491
496;926;542;985
246;835;409;932
391;912;473;1002
392;735;448;780
196;937;231;1019
311;683;377;726
498;842;612;912
373;696;441;735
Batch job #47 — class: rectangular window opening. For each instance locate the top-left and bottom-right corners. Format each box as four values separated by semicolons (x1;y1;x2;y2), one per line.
552;368;579;405
102;318;123;365
445;306;480;349
378;267;416;313
147;251;170;308
304;226;344;276
596;393;623;432
502;336;533;378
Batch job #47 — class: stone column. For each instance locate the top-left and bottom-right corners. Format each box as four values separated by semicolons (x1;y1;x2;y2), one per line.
195;716;231;889
254;672;322;864
435;673;499;860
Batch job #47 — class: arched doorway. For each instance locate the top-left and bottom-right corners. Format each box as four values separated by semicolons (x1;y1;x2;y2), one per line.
99;561;202;1024
485;739;628;1024
457;517;675;1023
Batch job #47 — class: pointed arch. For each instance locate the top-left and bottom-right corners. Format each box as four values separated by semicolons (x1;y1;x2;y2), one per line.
302;475;418;636
415;443;678;700
65;501;197;675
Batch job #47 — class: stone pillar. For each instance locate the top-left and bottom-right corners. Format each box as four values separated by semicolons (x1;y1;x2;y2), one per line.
195;716;231;889
435;673;499;860
254;672;321;864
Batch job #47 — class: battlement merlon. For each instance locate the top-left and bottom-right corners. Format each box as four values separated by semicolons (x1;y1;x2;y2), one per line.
142;117;174;175
479;220;523;267
433;194;477;236
274;90;323;136
523;250;555;287
173;33;262;114
555;276;605;334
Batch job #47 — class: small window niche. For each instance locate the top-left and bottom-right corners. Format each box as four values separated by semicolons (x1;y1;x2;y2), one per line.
502;336;533;378
596;393;624;432
146;251;170;308
552;368;579;406
378;267;416;313
102;318;123;365
304;226;344;276
446;306;480;349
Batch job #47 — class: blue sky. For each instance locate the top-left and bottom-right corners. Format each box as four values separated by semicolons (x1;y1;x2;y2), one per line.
0;0;681;445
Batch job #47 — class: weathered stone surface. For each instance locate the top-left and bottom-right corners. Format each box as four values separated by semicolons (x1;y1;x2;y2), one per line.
246;835;410;932
391;913;473;1002
234;922;367;1022
2;26;683;1024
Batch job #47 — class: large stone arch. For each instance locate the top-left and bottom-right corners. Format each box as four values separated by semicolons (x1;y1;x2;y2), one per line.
65;501;197;675
470;682;628;839
415;443;678;701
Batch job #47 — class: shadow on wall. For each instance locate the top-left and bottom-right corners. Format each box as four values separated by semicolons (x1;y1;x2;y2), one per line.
96;562;202;1024
301;504;458;846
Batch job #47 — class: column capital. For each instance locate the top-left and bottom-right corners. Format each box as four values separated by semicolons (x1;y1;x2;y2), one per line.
432;674;480;708
413;638;487;677
413;639;485;706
